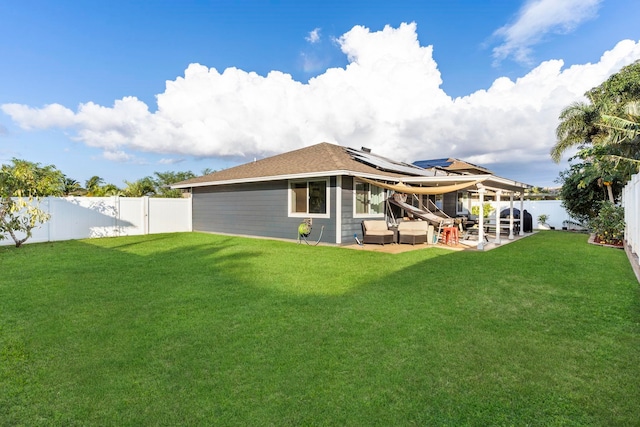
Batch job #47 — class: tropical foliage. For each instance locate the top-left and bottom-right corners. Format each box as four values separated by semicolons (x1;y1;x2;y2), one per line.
556;162;620;223
589;201;625;245
0;159;63;247
553;61;640;223
471;203;494;218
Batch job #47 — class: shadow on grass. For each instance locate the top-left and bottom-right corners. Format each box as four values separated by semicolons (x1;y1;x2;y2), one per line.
1;231;638;426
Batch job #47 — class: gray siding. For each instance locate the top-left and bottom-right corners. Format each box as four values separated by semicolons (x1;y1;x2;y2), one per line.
340;176;359;244
339;176;386;245
193;179;337;244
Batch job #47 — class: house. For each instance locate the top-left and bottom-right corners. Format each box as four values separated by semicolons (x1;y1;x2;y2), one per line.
171;142;530;246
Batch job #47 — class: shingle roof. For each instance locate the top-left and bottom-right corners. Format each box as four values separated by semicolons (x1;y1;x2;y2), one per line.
413;158;493;175
173;142;410;187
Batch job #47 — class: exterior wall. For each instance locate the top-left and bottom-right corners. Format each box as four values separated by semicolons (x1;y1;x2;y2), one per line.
192;179;337;244
339;176;392;245
340;176;359;244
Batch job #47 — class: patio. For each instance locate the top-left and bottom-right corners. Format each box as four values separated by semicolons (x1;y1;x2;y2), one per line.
344;231;536;253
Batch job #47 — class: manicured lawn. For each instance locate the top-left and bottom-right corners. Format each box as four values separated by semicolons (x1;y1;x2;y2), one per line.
1;231;638;426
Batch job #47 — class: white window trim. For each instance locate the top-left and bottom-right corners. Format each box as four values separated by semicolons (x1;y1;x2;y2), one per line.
288;178;331;219
456;191;470;215
353;179;385;219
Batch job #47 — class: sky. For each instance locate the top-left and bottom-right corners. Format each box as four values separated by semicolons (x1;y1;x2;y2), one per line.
1;0;640;188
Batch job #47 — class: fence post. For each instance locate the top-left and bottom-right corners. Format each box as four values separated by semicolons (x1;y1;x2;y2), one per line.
144;196;150;235
46;196;52;243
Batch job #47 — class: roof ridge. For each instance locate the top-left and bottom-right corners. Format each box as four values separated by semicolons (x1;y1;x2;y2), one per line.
320;142;348;169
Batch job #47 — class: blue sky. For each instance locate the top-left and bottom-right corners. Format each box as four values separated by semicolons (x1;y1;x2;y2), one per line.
1;0;640;188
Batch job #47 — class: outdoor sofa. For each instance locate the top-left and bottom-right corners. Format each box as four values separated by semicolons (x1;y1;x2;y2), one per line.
361;220;394;245
397;220;430;245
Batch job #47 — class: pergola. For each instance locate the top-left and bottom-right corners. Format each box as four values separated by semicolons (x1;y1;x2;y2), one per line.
358;174;531;250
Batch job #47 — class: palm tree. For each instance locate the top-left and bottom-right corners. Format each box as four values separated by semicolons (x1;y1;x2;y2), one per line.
62;177;83;196
551;99;604;162
123;178;155;197
99;183;123;196
85;176;105;196
595;100;640;180
552;61;640;165
599;101;640;145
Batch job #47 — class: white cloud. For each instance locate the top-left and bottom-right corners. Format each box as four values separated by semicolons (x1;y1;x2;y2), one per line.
1;103;77;129
103;150;132;162
492;0;602;64
306;27;321;44
2;22;640;185
158;158;185;165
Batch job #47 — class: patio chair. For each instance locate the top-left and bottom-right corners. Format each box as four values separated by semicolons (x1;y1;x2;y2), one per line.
361;220;394;245
397;220;429;245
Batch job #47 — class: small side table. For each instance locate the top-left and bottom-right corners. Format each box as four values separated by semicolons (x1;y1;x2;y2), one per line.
389;226;399;243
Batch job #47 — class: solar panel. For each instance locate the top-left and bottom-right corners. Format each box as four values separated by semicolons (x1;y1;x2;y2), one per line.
346;148;434;176
413;159;452;169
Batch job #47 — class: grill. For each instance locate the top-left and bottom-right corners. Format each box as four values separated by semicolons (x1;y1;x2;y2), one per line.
499;208;532;233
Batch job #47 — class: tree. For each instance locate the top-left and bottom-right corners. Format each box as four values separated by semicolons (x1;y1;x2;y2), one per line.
123;177;156;197
557;158;624;224
599;100;640;152
84;176;122;196
553;62;640;229
153;171;196;198
551;61;640;180
84;176;105;196
62;176;83;196
551;100;603;162
0;158;63;247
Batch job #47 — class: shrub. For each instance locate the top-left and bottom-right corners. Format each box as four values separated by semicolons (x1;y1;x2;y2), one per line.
589;201;625;245
471;203;494;218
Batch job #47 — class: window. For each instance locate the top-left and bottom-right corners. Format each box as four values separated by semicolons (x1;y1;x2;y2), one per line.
289;180;329;217
433;194;444;210
457;191;469;215
354;180;384;217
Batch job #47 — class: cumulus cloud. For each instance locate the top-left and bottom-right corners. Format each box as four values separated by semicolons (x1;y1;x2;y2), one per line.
492;0;602;64
1;103;77;129
2;22;640;182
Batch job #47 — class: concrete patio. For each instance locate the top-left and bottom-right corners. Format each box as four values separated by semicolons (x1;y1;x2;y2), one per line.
343;231;536;253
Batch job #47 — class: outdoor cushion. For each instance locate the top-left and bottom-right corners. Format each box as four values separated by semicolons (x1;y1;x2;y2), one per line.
362;220;394;245
397;221;429;234
397;220;429;245
363;220;390;232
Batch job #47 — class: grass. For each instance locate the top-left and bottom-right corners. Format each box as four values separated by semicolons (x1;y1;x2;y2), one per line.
1;231;639;426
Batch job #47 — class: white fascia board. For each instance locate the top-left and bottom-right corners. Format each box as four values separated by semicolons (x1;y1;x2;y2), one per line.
171;170;405;189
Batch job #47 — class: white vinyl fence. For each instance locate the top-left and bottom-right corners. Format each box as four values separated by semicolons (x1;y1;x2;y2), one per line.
623;173;639;256
1;196;192;246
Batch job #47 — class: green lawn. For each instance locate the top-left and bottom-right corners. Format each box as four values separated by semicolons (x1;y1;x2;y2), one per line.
1;231;638;426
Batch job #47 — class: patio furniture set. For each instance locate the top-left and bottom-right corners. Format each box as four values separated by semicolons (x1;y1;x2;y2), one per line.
361;219;460;246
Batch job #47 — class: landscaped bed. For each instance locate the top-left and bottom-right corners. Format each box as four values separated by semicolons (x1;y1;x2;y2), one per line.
1;231;638;425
